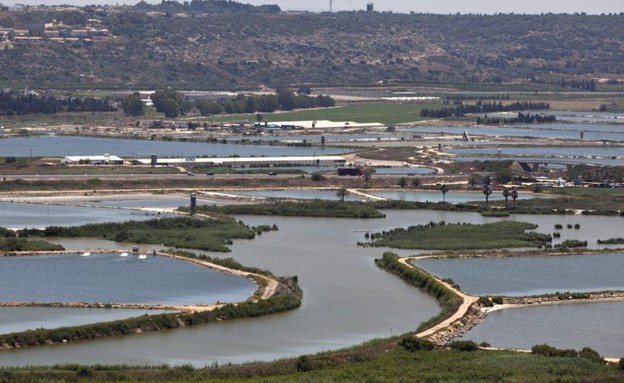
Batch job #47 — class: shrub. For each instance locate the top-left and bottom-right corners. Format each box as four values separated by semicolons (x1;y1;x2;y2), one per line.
491;296;504;305
578;347;604;364
310;172;325;181
296;355;312;372
555;224;563;230
532;344;578;358
450;340;479;352
477;297;494;307
619;358;624;370
399;336;434;352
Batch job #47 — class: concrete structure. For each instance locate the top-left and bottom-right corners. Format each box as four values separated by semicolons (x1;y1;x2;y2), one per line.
136;155;346;168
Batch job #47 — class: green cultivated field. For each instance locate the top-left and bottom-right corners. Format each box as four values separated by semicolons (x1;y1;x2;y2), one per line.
204;102;440;126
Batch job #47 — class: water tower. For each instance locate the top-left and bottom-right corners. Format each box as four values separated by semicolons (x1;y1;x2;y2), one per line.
366;2;374;12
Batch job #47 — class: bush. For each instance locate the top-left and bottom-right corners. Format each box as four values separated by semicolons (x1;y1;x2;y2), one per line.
491;296;504;305
399;336;434;352
578;347;604;364
532;344;578;358
296;355;312;372
310;172;325;181
619;358;624;370
450;340;479;352
555;224;563;229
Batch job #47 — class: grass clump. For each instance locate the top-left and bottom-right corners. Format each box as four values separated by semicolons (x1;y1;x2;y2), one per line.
365;221;551;250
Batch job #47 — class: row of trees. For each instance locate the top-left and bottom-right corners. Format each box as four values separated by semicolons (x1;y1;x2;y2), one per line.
123;88;335;118
476;113;557;125
0;91;116;115
421;101;550;119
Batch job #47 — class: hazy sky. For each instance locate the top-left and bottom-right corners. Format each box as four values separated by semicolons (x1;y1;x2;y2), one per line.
3;0;622;14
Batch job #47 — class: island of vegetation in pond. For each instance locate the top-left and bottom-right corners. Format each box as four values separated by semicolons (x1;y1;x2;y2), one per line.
17;216;264;252
191;200;385;219
363;221;552;250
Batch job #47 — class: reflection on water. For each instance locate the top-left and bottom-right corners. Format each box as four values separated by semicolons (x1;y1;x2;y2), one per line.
461;302;624;357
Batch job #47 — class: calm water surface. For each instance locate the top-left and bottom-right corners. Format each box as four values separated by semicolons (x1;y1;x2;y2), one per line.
0;307;168;334
0;205;622;365
0;253;255;305
461;302;624;357
0;202;166;229
415;253;624;296
0;136;348;157
370;190;544;203
0;211;441;367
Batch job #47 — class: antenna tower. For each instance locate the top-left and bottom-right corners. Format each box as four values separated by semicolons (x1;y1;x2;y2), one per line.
329;0;332;12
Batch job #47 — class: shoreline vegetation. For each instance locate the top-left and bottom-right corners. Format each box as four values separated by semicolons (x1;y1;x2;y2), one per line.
0;249;301;351
3;216;270;253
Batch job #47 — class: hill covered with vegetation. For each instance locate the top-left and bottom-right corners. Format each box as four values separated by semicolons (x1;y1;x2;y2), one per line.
1;2;624;89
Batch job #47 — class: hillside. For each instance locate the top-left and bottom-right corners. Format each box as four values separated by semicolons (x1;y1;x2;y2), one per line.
1;2;624;90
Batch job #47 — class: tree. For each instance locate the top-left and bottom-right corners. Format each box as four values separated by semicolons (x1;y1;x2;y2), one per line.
276;86;296;111
150;89;188;117
483;184;493;206
440;183;449;203
362;167;375;188
411;178;421;188
502;188;510;208
398;177;407;188
336;187;347;202
121;92;145;116
511;187;519;208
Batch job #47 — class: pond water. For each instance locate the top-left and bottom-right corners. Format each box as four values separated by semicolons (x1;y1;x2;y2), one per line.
460;301;624;357
449;146;624;158
407;124;624;141
414;253;624;296
0;135;349;158
225;190;364;202
0;307;169;334
0;211;441;367
0;201;168;229
0;253;255;306
369;190;544;204
0;205;622;366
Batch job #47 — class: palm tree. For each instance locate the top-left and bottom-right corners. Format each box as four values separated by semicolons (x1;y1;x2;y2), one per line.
511;187;519;208
483;184;493;206
502;188;510;208
362;168;375;188
440;183;449;203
